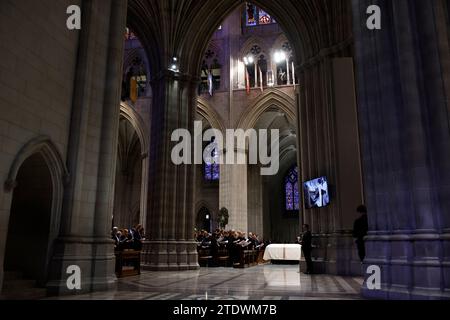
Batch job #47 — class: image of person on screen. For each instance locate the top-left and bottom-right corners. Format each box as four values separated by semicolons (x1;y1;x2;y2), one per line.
317;177;329;207
352;205;369;262
305;177;329;208
301;224;313;274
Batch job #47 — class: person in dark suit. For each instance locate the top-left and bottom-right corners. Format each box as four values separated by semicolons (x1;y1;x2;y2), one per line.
353;205;369;262
131;224;143;251
301;224;313;274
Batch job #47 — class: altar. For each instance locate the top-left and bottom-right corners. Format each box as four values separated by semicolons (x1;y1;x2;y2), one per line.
263;244;302;261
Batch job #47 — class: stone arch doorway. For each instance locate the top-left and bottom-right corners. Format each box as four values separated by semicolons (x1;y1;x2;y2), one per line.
113;113;144;230
2;137;67;290
4;153;53;287
196;207;213;233
111;103;149;232
237;96;298;242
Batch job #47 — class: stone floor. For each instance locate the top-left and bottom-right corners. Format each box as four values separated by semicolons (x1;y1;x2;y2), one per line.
52;265;364;300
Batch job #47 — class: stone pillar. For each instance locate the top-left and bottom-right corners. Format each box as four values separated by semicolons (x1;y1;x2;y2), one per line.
47;0;128;295
142;72;199;271
352;0;450;299
219;149;248;232
247;164;263;237
296;38;360;276
329;58;365;275
90;0;127;287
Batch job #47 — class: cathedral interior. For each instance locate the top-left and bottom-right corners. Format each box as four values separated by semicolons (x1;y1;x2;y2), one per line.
0;0;449;301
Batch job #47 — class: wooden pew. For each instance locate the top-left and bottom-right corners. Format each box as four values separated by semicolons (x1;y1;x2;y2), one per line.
217;246;231;267
233;249;259;268
198;247;213;267
115;250;141;278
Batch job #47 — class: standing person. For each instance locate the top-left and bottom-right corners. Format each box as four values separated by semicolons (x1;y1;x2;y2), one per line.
353;205;369;262
301;224;313;274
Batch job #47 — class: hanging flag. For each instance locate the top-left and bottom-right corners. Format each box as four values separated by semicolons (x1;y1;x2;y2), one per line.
130;77;138;103
259;67;263;92
267;70;274;87
292;61;296;88
246;68;251;95
208;70;214;96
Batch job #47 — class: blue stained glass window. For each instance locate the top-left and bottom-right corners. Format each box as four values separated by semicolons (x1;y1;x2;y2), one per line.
245;3;276;27
294;181;300;210
286;182;294;211
285;166;300;211
246;3;257;26
204;141;220;181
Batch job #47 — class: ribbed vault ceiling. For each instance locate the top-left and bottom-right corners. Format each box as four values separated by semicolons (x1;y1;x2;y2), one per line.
127;0;353;77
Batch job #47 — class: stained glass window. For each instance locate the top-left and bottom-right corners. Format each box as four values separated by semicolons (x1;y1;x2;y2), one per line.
285;166;300;211
204;140;220;181
245;3;276;27
246;3;257;26
258;9;272;25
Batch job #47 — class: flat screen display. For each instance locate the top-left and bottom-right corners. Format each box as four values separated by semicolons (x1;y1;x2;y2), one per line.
304;177;330;209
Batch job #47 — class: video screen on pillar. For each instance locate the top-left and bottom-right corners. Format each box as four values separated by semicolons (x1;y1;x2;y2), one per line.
1;0;448;307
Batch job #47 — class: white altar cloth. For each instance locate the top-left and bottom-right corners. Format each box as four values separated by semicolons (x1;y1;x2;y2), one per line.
263;244;302;261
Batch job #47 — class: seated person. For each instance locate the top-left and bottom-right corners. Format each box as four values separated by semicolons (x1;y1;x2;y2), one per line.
131;224;143;250
238;233;251;249
112;227;120;245
253;234;264;250
200;231;212;248
230;231;245;264
114;230;122;250
118;229;132;250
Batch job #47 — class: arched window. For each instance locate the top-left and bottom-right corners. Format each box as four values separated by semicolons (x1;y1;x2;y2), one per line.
199;48;222;95
285;166;300;211
122;28;148;102
197;207;212;233
245;3;276;27
204;139;220;181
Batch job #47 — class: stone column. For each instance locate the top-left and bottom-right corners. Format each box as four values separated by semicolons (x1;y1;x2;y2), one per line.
91;0;127;287
247;164;263;237
142;72;199;271
352;0;450;299
219;149;248;232
47;0;128;295
296;39;360;276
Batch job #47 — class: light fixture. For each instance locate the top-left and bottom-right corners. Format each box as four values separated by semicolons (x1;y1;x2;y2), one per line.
274;51;286;64
206;215;210;220
244;55;254;66
169;57;179;72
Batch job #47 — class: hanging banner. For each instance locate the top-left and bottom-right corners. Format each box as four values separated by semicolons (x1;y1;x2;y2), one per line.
246;69;251;95
259;67;263;92
130;77;138;103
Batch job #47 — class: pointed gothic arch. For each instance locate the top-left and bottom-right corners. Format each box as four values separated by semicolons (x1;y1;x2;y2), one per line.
197;97;226;134
4;136;68;194
119;102;150;229
2;136;68;288
238;36;271;61
236;88;296;130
